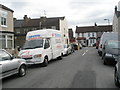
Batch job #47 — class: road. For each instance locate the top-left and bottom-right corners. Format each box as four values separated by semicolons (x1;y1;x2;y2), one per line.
2;47;117;88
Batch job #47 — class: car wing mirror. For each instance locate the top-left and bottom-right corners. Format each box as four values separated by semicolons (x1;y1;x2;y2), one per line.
10;55;16;60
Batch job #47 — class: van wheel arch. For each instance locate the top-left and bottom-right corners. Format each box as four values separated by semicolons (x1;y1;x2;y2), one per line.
42;56;48;67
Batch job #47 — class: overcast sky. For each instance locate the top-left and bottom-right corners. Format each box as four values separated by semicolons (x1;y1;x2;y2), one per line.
1;0;120;30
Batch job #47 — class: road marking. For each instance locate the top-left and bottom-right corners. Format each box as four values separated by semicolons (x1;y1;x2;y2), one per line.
82;50;88;56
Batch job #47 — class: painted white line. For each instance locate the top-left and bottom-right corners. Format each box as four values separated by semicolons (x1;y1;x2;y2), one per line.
82;50;88;56
82;53;86;56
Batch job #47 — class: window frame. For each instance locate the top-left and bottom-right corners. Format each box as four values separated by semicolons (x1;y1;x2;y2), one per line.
0;10;7;27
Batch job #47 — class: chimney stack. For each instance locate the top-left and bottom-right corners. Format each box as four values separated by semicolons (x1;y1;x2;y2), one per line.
115;6;117;12
23;15;29;22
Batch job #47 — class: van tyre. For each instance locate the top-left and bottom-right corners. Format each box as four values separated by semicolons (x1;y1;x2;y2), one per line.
42;57;48;67
114;70;120;87
18;65;26;77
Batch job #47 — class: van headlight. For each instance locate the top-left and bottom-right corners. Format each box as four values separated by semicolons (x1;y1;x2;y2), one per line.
34;54;42;58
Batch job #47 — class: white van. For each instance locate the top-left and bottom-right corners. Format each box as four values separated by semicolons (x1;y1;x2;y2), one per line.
18;29;64;66
98;32;119;56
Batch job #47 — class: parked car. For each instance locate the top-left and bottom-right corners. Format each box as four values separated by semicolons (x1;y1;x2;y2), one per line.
0;49;27;79
63;44;72;56
98;32;119;56
70;44;75;53
114;58;120;87
72;43;78;50
102;40;120;65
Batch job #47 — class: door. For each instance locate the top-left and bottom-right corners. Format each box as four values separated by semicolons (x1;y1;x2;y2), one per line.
0;50;18;77
44;38;52;60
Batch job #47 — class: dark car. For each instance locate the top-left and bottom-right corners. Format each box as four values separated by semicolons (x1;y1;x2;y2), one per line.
72;44;78;50
98;32;119;56
102;40;120;65
114;58;120;87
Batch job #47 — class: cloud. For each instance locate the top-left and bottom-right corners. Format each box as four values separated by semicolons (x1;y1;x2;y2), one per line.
1;0;119;29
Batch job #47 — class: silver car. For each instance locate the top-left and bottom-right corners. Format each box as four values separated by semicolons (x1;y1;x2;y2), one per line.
0;49;27;79
63;44;72;56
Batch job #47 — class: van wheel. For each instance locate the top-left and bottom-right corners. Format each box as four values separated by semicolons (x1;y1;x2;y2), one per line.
18;65;26;77
42;57;48;67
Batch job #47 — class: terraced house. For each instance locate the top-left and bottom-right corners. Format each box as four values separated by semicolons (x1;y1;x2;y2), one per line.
0;4;14;49
14;15;69;48
75;25;112;47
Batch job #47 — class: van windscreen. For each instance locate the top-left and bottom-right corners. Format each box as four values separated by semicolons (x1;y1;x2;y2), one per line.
22;39;43;50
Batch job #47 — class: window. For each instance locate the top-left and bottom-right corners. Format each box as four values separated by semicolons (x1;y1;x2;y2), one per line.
93;39;95;43
82;33;84;37
51;26;56;30
7;35;13;49
88;33;90;37
1;17;7;26
0;50;11;61
0;11;7;27
0;35;6;49
44;39;50;49
92;33;94;37
0;34;13;49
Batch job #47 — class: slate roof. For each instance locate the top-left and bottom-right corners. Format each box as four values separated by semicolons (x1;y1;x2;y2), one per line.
14;16;65;30
14;19;41;28
75;25;112;33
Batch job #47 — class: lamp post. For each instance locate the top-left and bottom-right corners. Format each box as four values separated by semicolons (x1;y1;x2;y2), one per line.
104;19;110;25
104;19;110;31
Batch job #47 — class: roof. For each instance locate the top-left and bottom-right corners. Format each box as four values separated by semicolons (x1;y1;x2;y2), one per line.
115;6;120;18
75;25;112;33
14;16;65;30
0;4;14;12
116;11;120;17
14;19;41;28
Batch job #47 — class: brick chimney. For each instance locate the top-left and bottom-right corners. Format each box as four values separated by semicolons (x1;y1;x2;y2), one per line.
23;15;29;23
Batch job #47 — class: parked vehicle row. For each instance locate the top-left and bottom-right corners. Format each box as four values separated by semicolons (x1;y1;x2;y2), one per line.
97;32;120;88
1;29;78;79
